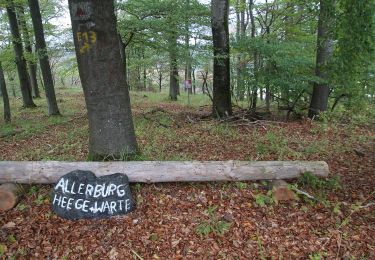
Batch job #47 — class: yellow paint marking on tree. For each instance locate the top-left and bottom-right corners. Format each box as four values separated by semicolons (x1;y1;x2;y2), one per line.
76;31;97;54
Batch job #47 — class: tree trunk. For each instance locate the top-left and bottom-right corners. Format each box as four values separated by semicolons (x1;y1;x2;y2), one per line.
236;0;247;101
0;62;11;123
211;0;232;117
18;5;40;99
169;23;179;101
29;0;60;115
68;0;138;160
6;1;35;108
184;1;192;95
192;68;196;94
308;0;335;119
249;0;258;110
0;161;330;184
142;48;147;90
158;70;162;92
118;34;128;86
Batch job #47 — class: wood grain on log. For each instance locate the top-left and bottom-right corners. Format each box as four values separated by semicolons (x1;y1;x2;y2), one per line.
0;161;329;184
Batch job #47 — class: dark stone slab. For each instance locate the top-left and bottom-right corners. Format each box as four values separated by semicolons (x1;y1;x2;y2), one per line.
51;170;135;220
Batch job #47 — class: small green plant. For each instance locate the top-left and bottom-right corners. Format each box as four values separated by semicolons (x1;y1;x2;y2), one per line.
257;235;266;260
309;252;328;260
196;206;231;237
7;235;16;244
28;185;38;196
235;182;247;190
16;203;27;211
0;244;7;257
254;191;275;207
35;194;47;205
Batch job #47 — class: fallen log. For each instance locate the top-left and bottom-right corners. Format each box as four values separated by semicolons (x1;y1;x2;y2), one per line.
0;161;329;184
0;183;24;212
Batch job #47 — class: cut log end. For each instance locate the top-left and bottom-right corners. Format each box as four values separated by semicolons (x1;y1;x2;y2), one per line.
0;183;21;212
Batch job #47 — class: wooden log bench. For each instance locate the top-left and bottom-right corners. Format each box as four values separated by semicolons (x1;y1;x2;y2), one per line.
0;161;329;184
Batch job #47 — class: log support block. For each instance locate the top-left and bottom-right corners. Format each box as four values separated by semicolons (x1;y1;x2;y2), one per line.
0;183;22;212
268;180;298;202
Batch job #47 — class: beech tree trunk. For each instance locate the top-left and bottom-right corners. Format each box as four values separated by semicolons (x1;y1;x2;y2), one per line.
0;161;330;184
28;0;60;115
211;0;232;117
0;62;11;123
18;5;40;99
308;0;335;119
68;0;138;160
6;1;35;108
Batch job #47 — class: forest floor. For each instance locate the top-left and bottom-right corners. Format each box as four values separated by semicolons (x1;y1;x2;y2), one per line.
0;88;374;259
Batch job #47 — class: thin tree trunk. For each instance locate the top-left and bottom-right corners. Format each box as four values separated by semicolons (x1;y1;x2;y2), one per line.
211;0;232;117
0;62;11;123
18;6;40;98
6;1;35;108
308;0;334;119
118;34;128;86
169;22;179;101
142;48;147;90
184;0;192;95
192;68;196;94
249;0;258;110
236;0;247;101
28;0;60;115
68;0;138;159
159;71;162;92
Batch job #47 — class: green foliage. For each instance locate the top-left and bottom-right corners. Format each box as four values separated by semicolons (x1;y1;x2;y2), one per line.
0;244;7;257
254;191;275;207
297;172;341;191
34;194;47;205
7;235;16;244
235;182;247;190
254;131;301;160
309;252;328;260
195;206;231;237
16;203;27;211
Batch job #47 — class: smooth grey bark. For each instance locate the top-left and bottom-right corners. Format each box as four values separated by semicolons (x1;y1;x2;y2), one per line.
18;5;40;98
6;1;35;108
68;0;138;160
0;62;11;123
308;0;335;119
28;0;60;115
211;0;232;117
